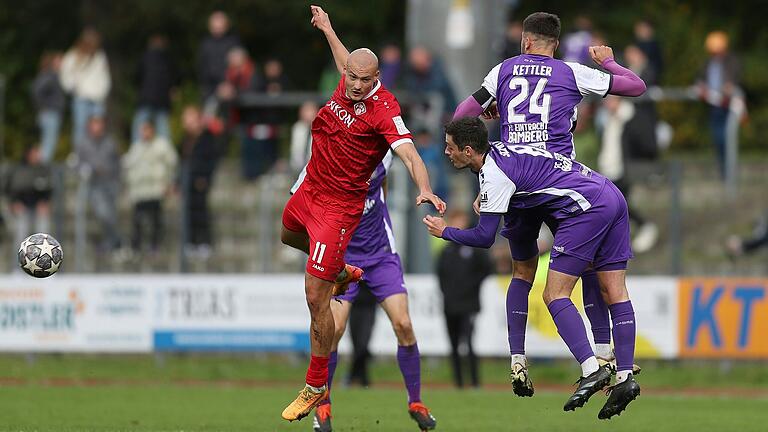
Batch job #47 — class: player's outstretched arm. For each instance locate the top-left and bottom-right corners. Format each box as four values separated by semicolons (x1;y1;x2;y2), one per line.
589;45;647;97
423;213;501;249
310;5;349;75
393;142;447;214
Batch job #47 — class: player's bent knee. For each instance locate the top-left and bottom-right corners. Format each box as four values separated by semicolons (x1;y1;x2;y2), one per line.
334;322;347;340
305;286;331;314
542;289;557;306
392;318;415;339
512;257;538;283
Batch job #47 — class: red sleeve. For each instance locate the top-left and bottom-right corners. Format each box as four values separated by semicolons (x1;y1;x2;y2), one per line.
373;97;414;149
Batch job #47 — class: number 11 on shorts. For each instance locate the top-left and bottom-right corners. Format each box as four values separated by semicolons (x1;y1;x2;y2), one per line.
312;241;327;264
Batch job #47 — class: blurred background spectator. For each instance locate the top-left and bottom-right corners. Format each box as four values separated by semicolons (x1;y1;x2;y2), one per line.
500;20;522;60
561;15;594;64
379;43;403;88
727;212;768;258
60;28;111;150
4;145;53;260
32;51;65;163
123;121;178;258
404;46;457;129
198;11;241;103
132;34;176;144
598;95;658;254
696;30;742;179
263;58;292;94
437;209;493;388
289;100;318;174
633;19;664;81
413;126;448;202
77;116;122;254
180;105;218;260
344;284;378;388
217;46;264;180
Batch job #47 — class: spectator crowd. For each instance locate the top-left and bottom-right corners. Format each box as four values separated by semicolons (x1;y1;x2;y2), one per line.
3;9;744;275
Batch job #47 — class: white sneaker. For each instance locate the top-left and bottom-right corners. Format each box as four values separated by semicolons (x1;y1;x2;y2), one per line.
632;223;658;254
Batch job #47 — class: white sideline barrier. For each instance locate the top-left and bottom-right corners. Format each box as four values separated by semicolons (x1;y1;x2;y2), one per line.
340;275;677;358
0;274;676;357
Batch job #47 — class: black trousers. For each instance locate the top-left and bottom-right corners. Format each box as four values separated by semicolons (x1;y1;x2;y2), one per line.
346;282;377;386
131;199;162;252
444;311;479;388
186;179;212;246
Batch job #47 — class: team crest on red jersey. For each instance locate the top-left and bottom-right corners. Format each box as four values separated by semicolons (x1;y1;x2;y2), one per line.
354;102;367;115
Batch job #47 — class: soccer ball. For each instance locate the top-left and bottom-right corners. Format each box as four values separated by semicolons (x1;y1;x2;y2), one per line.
18;233;63;278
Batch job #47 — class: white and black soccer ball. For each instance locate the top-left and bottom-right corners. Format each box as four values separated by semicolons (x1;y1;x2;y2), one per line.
18;233;63;278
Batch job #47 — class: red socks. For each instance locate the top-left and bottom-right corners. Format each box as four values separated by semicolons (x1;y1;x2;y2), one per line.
306;355;330;388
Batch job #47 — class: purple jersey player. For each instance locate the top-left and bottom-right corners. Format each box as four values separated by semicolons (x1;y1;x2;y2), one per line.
292;151;436;432
424;118;640;419
452;11;645;397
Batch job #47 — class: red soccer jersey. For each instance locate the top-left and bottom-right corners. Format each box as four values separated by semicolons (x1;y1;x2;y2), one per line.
304;76;413;202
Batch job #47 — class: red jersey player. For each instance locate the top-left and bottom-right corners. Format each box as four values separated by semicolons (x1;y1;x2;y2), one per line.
280;5;446;424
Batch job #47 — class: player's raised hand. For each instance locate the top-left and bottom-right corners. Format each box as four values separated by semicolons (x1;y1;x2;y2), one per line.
310;5;332;33
423;214;447;238
416;192;447;215
589;45;614;66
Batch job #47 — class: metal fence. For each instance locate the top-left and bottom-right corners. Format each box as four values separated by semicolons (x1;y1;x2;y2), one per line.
0;88;764;276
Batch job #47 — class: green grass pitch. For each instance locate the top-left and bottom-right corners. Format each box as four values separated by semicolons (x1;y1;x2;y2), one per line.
2;384;767;431
1;354;766;431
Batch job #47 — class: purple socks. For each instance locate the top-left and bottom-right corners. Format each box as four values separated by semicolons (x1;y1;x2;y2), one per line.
397;343;421;404
507;278;532;355
547;298;595;363
581;271;611;345
319;350;338;406
609;301;636;372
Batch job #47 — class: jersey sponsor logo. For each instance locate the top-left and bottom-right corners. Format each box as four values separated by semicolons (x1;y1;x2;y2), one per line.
327;100;356;128
362;197;377;216
479;191;489;204
354;102;367;115
392;116;410;135
312;263;326;272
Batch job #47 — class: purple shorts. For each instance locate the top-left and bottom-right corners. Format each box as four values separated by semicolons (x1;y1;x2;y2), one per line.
500;207;550;261
549;181;633;276
336;253;407;303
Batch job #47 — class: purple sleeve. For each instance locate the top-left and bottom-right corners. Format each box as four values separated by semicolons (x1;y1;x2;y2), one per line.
603;58;647;97
452;96;485;120
441;213;502;249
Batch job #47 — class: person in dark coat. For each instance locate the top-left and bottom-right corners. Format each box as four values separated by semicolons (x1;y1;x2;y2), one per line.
132;34;177;143
437;209;494;388
198;11;241;101
180;105;219;258
32;52;65;163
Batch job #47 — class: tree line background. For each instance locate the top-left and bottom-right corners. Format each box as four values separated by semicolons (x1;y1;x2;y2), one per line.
0;0;765;161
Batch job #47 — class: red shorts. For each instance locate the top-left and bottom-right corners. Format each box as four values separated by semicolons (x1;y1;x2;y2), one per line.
282;184;364;281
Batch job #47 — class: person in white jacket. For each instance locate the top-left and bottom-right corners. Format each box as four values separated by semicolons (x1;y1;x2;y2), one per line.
60;28;111;150
123;121;178;255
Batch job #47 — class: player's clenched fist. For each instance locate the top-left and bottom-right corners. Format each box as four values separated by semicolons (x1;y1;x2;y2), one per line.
589;45;614;66
310;5;332;33
423;214;447;238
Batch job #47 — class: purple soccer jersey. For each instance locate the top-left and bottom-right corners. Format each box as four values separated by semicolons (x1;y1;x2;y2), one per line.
479;142;604;219
479;142;632;266
344;151;398;265
482;54;611;159
337;151;407;303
